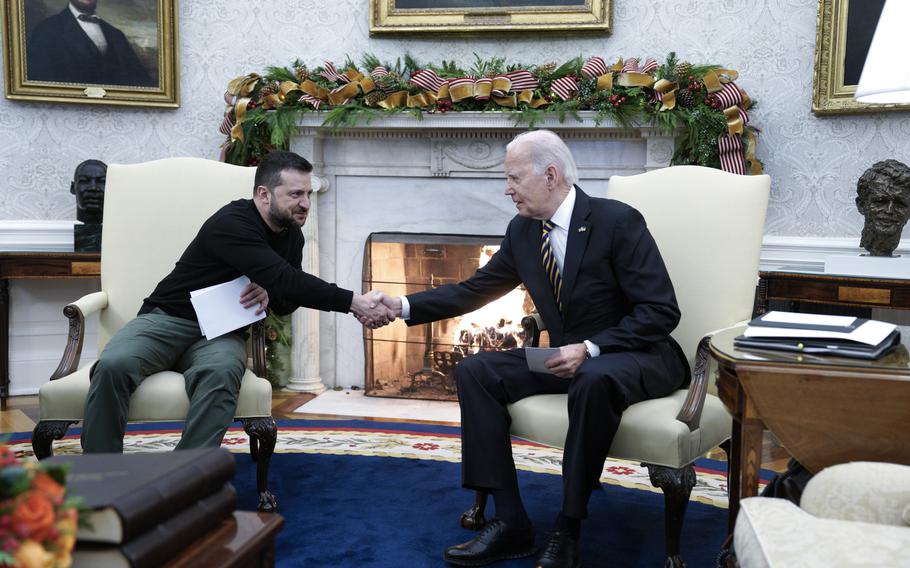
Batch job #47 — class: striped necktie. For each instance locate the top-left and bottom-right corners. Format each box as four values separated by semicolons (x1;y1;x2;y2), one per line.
541;220;563;311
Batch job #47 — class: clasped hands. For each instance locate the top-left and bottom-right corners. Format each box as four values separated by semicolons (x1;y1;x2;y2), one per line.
351;290;402;329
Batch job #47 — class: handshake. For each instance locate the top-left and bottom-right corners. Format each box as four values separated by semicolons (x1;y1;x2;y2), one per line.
350;290;402;329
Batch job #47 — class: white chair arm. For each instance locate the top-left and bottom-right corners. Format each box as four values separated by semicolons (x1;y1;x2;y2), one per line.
68;291;108;317
800;462;910;527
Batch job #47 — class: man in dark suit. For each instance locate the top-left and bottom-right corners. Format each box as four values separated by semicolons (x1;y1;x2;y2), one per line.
379;130;689;567
26;0;154;86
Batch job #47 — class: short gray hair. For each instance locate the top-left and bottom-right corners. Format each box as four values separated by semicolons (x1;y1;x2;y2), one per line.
507;130;578;187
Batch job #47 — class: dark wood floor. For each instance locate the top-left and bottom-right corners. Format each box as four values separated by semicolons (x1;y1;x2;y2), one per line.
1;392;792;472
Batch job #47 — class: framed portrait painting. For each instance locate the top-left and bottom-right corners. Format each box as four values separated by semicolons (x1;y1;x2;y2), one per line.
370;0;611;34
812;0;909;115
1;0;178;107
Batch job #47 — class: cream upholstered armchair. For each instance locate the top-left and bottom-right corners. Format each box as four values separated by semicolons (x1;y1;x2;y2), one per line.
460;166;771;567
734;462;910;567
31;158;278;511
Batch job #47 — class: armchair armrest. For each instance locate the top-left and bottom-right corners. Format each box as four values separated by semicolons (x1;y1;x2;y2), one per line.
521;313;545;347
50;291;108;380
251;320;267;377
800;462;910;526
675;321;748;432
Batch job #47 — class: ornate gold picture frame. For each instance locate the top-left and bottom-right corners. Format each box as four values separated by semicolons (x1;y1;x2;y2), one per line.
2;0;179;108
370;0;611;34
812;0;909;115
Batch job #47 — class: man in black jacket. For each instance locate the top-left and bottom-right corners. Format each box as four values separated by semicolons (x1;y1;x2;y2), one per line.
27;0;154;86
81;151;393;453
379;130;689;567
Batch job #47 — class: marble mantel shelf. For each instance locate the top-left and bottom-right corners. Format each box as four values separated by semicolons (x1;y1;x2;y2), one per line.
296;110;674;136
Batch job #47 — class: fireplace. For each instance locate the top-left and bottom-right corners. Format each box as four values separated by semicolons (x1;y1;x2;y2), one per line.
363;232;536;400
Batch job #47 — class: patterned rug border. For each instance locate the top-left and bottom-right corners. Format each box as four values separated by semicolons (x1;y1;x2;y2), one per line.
5;421;757;509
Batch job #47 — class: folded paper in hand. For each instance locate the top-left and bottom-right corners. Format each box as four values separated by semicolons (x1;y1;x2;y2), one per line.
735;311;900;359
190;275;265;340
526;347;561;374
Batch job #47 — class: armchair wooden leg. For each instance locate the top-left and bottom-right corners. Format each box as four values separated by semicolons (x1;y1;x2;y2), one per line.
241;417;278;513
31;420;77;459
645;463;696;568
719;440;732;492
460;489;489;530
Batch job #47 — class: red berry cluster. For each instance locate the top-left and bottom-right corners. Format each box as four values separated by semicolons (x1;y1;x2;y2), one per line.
609;94;628;108
436;99;453;113
685;75;702;92
247;100;259;109
705;94;723;110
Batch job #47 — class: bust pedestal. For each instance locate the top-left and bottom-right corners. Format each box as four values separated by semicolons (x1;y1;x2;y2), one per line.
825;254;910;279
74;224;102;252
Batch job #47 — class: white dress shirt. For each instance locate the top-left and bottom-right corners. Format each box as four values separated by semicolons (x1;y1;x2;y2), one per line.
70;3;108;54
400;186;599;358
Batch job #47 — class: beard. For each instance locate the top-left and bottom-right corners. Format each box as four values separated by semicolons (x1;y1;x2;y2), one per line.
268;201;306;230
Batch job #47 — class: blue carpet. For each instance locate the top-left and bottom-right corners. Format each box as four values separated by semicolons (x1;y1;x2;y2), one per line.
8;420;735;567
229;420;729;568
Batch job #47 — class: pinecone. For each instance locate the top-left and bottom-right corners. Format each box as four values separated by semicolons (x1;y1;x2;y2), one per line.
676;88;695;108
376;73;401;94
364;91;385;107
294;66;308;82
259;85;273;98
536;62;557;76
674;61;693;83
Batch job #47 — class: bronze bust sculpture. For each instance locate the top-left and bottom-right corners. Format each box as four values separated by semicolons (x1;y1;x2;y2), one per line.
71;159;106;251
70;159;107;225
855;159;910;257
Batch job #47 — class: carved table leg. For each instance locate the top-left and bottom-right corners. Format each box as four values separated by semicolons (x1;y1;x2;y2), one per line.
646;463;697;568
241;417;278;513
32;420;77;459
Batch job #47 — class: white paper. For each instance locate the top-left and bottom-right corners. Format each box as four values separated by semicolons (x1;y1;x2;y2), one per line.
759;311;856;327
190;276;266;340
743;318;896;346
525;347;561;374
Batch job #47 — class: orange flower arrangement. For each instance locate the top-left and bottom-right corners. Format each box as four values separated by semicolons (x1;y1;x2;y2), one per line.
0;445;79;568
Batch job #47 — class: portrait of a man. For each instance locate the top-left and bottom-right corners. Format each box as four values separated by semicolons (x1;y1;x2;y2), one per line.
25;0;157;87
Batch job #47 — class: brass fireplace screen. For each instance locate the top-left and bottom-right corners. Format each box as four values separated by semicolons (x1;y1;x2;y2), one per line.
363;232;536;401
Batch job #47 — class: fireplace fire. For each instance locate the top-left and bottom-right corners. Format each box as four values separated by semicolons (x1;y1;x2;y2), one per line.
363;233;536;401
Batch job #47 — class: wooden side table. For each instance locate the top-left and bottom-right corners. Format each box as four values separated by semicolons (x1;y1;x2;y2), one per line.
710;326;910;531
166;511;284;568
0;252;100;410
755;270;910;315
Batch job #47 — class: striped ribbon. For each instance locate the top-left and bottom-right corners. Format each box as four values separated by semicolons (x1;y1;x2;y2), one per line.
550;75;579;101
718;134;746;175
408;69;447;93
320;61;350;84
581;56;609;80
621;57;658;73
505;70;539;91
541;220;563;310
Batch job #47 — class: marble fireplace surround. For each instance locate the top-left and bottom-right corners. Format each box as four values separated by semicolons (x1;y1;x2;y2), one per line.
286;112;677;392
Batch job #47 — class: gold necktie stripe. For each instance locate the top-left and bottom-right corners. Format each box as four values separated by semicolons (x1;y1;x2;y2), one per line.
541;220;563;311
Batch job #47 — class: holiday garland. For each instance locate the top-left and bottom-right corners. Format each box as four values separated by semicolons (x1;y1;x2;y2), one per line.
219;52;761;174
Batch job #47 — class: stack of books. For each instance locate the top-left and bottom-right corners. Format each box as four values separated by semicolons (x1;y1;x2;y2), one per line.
48;448;237;568
735;311;900;359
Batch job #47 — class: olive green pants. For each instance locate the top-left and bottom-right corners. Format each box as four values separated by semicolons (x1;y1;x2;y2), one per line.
81;309;247;453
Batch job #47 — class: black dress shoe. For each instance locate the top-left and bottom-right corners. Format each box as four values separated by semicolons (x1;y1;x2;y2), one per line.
535;531;581;568
444;518;536;566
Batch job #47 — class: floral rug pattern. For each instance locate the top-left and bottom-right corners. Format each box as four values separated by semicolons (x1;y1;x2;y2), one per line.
9;424;744;509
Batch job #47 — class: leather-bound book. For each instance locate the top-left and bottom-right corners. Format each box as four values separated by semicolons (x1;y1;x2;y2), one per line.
47;447;235;544
72;484;237;568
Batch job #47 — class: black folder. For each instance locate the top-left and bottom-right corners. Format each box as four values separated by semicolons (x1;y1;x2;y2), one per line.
734;328;901;360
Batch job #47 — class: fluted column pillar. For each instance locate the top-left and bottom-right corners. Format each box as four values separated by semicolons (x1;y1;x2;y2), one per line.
285;175;328;393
